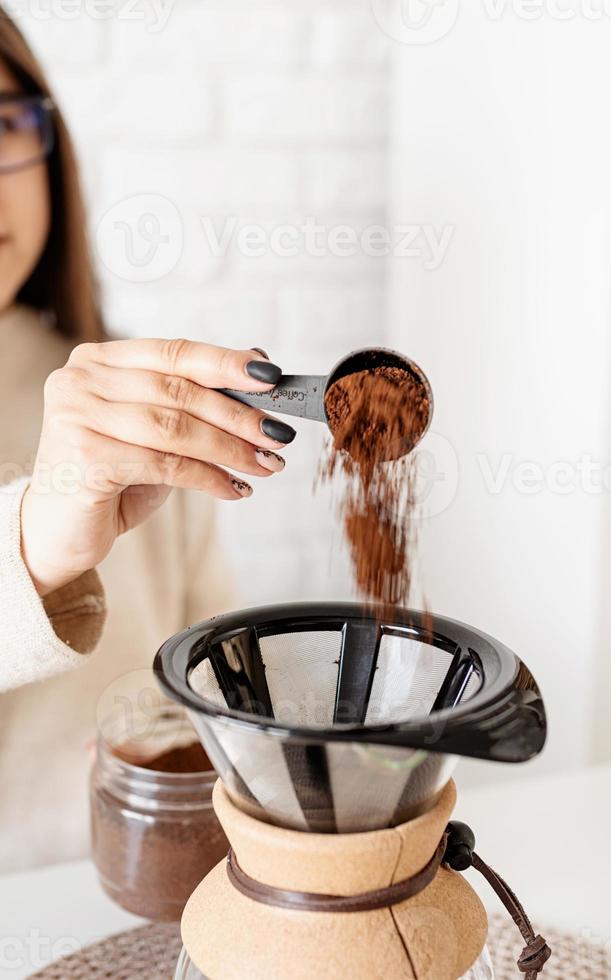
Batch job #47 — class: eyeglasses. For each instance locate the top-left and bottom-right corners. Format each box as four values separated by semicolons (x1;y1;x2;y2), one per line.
0;94;55;175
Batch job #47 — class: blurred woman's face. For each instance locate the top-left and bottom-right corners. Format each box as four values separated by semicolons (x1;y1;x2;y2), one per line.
0;59;51;315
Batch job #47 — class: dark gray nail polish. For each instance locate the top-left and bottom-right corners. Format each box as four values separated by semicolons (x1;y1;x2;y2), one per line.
260;418;296;444
246;360;282;384
250;347;270;360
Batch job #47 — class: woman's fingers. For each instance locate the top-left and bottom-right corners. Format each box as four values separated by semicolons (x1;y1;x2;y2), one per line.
69;427;253;501
75;392;281;479
24;343;278;599
69;338;283;392
77;364;295;451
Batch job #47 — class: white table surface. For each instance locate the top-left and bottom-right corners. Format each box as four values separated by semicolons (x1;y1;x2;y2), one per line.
1;765;610;979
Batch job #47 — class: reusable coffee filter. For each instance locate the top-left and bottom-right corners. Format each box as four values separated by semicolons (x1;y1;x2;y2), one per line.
154;602;546;835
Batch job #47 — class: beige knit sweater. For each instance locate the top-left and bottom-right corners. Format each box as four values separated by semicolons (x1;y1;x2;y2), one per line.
0;305;234;872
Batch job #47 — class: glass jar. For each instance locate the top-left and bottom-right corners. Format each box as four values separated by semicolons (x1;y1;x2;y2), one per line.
90;703;229;922
173;946;495;979
174;948;206;980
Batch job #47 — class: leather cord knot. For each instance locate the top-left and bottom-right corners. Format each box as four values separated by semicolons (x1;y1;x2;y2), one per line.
518;934;552;975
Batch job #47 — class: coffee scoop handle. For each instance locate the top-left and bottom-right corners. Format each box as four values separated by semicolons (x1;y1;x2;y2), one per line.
221;375;327;423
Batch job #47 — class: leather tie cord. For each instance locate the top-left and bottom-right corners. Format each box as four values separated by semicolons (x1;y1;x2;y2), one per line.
443;821;551;979
226;833;447;913
226;820;552;978
470;853;551;979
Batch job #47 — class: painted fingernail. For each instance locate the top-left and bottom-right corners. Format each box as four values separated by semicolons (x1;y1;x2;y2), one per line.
250;347;270;360
231;479;253;498
256;449;286;473
260;418;296;444
246;360;282;384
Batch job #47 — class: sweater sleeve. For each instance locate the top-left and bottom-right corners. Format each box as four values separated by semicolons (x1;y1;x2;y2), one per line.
0;478;107;692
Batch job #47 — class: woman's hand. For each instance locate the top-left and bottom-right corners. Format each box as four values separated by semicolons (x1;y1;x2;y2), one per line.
20;339;294;597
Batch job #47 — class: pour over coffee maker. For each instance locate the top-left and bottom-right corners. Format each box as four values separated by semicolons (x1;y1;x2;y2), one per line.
154;602;548;980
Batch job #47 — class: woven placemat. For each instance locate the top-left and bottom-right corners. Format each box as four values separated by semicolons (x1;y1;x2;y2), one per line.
29;915;611;979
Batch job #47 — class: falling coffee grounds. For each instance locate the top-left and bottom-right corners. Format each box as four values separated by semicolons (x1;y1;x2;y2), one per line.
321;365;430;618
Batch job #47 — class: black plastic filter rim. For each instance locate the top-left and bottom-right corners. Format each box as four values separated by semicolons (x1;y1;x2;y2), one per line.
153;602;547;764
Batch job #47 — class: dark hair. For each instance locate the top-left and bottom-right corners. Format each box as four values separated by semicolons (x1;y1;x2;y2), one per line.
0;7;104;342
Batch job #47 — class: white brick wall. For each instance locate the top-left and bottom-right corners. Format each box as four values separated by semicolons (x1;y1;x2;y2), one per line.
223;76;388;142
17;0;392;607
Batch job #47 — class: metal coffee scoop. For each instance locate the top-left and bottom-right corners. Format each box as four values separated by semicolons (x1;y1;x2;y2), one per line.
223;347;433;461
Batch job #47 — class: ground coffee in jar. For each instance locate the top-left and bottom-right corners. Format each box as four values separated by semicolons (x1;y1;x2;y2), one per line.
91;706;229;922
321;364;431;619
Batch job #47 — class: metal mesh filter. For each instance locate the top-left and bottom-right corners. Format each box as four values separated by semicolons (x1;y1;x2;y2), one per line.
155;603;546;834
365;633;454;724
185;624;477;832
258;630;342;728
188;628;472;728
